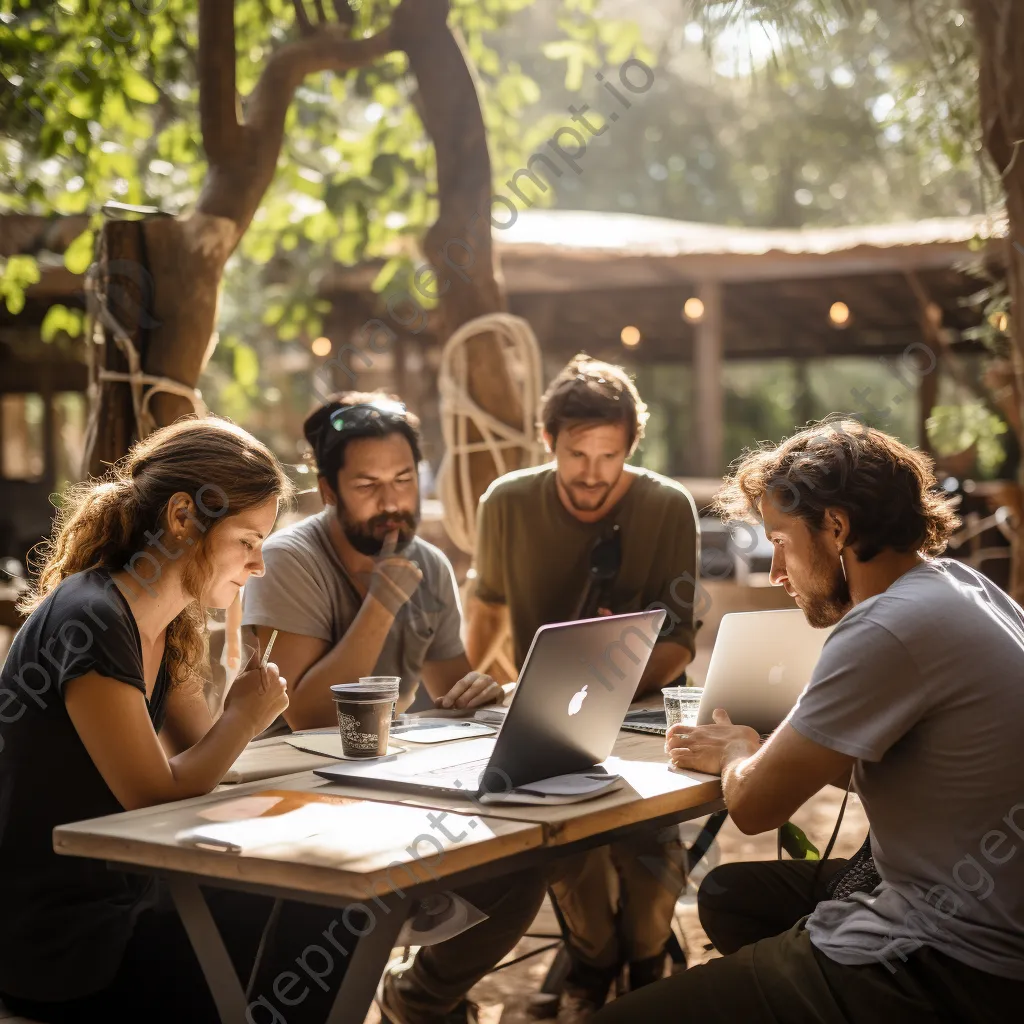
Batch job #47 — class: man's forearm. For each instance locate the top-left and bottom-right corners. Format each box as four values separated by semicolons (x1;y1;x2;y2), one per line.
719;739;763;820
286;596;395;728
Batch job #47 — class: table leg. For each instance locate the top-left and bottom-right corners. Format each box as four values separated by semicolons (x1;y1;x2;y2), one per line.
325;893;408;1024
167;875;248;1023
247;898;283;1000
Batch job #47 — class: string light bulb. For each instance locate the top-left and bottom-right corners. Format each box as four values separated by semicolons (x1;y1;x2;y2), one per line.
829;302;851;326
620;325;641;347
682;297;704;322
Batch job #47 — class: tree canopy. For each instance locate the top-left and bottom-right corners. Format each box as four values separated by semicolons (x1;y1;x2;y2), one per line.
0;0;638;333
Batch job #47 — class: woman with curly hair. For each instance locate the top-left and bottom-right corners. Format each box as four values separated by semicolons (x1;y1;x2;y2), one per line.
0;418;307;1022
596;418;1024;1023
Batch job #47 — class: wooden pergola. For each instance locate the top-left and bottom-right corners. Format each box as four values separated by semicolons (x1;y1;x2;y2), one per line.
324;209;1005;476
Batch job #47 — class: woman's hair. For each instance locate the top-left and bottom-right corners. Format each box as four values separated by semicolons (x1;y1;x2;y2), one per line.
20;418;294;690
713;416;961;562
540;354;648;453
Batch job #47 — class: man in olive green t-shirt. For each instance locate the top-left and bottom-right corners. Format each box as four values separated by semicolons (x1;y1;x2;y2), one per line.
467;355;700;1019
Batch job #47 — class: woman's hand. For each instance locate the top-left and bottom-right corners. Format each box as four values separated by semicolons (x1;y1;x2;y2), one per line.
223;662;289;736
665;708;760;775
436;671;505;709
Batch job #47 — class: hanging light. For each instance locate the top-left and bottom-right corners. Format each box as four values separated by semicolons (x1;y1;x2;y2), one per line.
311;336;332;357
620;325;641;347
829;302;851;326
682;297;704;322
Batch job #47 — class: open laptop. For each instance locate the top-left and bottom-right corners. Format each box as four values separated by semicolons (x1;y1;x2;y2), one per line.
695;608;834;734
314;609;666;795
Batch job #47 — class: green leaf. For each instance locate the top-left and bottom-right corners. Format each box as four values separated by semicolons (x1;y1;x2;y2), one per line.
779;822;820;861
64;231;95;275
122;69;160;105
371;256;406;294
233;343;260;389
41;305;71;342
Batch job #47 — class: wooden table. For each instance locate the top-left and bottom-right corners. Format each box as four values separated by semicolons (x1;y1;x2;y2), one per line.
54;724;722;1024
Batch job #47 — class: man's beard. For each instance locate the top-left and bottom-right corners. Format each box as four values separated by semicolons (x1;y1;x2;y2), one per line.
799;543;853;628
337;500;420;556
561;471;620;512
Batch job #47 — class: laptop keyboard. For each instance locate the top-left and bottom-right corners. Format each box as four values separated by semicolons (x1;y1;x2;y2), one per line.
425;757;491;787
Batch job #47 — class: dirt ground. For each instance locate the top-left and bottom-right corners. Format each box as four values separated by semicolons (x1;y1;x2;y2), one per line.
362;788;870;1023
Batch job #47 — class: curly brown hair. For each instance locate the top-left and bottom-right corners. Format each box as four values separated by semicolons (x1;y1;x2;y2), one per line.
713;416;961;562
20;418;293;692
540;353;649;453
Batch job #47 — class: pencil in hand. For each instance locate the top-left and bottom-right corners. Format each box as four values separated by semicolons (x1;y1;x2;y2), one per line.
260;629;278;669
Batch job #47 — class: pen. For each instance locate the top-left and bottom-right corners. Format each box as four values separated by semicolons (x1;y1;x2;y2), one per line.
261;630;278;669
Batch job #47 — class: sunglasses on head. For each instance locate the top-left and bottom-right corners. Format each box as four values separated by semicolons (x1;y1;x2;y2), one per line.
317;400;409;461
328;400;407;432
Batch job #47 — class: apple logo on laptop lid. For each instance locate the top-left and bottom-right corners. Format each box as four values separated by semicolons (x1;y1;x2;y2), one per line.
568;685;588;716
768;663;785;686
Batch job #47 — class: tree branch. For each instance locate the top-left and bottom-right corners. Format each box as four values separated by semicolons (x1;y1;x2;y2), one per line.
196;24;394;234
292;0;313;35
332;0;355;33
246;25;394;139
198;0;242;165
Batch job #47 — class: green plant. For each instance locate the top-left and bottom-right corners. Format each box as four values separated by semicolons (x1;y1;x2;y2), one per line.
926;401;1008;476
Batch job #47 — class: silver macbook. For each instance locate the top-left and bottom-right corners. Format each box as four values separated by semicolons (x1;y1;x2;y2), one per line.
315;609;666;795
696;608;833;735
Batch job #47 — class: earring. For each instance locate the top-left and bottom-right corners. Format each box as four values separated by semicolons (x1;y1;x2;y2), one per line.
838;547;848;581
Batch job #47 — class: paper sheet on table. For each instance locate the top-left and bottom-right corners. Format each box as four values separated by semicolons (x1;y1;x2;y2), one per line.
410;706;509;726
197;795;284;823
390;721;497;744
478;773;622;806
178;798;456;855
178;804;343;852
283;733;404;761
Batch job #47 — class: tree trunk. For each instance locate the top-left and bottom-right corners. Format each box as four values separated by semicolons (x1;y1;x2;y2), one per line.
82;214;234;475
969;0;1024;602
396;0;525;510
83;220;149;475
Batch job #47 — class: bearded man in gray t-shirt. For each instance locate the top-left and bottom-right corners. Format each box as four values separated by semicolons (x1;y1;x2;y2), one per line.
244;393;504;727
243;392;542;1024
595;418;1024;1024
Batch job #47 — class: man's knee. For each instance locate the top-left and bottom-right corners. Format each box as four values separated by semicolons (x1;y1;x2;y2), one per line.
547;846;612;892
697;863;751;916
458;868;546;926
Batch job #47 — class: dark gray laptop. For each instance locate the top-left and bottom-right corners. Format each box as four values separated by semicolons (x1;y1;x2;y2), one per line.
314;609;666;795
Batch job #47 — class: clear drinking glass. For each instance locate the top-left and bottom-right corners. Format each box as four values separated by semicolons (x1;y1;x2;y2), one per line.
663;686;704;729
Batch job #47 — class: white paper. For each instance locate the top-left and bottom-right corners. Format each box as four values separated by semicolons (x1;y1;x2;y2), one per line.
197;795;284;823
390;722;496;744
478;773;623;805
179;804;340;852
516;773;620;796
283;734;404;760
396;892;488;947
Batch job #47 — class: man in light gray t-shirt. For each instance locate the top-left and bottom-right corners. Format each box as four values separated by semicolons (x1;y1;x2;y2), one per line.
790;557;1024;979
242;394;504;735
244;509;465;714
596;420;1024;1024
241;394;539;1024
